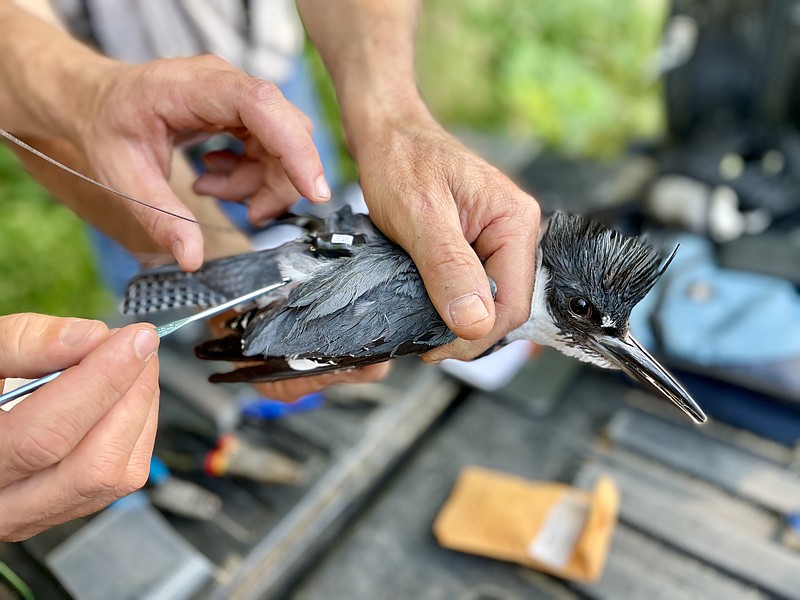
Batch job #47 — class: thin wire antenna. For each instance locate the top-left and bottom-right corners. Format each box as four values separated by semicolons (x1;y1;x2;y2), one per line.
0;128;236;233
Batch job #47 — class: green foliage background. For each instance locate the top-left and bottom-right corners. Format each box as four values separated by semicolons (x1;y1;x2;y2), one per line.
416;0;666;156
0;0;666;317
0;145;112;317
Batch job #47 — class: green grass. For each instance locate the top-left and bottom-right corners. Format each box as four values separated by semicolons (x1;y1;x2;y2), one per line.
1;1;667;317
0;145;112;317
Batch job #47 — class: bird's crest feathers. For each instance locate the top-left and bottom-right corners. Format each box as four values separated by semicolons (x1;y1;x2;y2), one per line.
541;211;672;311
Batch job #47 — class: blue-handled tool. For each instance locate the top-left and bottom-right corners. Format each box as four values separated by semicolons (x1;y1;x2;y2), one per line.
240;392;325;420
0;278;291;408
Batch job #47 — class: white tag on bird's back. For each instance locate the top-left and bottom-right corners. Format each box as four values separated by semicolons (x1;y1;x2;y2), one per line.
330;233;354;246
526;492;590;569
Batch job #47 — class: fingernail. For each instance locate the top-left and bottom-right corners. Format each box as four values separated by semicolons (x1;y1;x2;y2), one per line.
172;239;185;264
61;319;103;347
313;175;331;201
203;153;236;171
448;293;489;327
134;329;159;361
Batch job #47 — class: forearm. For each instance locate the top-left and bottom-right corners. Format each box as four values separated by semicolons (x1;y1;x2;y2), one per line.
0;1;117;139
296;0;433;160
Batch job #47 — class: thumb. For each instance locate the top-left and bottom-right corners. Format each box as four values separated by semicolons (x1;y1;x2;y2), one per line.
404;215;495;341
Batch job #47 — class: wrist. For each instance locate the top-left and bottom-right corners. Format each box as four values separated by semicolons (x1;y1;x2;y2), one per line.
299;0;431;162
339;87;436;162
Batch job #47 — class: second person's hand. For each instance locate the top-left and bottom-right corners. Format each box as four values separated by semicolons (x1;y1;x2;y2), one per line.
0;314;160;541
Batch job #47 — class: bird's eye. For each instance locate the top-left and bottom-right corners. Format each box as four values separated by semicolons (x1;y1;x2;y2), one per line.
568;297;592;319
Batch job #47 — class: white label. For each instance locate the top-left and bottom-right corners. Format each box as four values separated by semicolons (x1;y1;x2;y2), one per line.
527;492;589;568
330;233;354;245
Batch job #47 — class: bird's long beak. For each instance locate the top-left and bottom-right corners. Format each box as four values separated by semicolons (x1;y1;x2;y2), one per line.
589;334;707;424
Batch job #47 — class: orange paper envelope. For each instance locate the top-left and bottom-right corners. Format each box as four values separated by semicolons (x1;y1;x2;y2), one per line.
433;466;619;582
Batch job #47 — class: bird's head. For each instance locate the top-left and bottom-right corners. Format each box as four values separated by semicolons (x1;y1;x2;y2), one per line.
512;211;706;423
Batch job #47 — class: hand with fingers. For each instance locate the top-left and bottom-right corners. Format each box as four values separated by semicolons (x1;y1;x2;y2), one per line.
0;314;160;541
354;115;541;362
77;54;331;271
248;363;392;404
0;4;330;272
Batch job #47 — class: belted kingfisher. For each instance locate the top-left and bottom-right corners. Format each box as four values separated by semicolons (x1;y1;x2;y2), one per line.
123;207;706;424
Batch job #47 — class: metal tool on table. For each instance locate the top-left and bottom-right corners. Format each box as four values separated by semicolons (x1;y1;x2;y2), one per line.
0;278;291;408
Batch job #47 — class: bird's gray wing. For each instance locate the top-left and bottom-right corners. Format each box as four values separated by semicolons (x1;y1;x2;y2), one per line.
194;239;456;382
245;240;455;359
121;206;378;315
121;240;312;314
323;205;383;241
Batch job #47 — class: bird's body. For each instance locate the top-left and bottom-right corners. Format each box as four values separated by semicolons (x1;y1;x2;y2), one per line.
123;206;706;423
124;207;457;379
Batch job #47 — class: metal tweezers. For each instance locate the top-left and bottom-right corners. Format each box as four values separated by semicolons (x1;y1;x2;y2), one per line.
0;277;291;408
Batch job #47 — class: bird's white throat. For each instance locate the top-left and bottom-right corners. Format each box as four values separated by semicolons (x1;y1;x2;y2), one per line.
505;263;611;368
505;263;559;346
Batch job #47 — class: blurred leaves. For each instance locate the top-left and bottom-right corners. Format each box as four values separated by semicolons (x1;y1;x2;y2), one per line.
0;145;111;317
416;0;667;157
